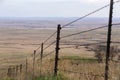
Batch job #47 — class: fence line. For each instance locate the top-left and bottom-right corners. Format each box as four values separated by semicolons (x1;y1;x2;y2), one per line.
1;1;120;80
32;0;120;52
61;0;120;29
43;40;56;51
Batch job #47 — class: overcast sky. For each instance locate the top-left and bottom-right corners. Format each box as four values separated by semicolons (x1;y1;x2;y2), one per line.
0;0;119;17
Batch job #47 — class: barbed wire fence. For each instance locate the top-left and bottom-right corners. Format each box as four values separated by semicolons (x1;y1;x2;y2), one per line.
0;0;120;80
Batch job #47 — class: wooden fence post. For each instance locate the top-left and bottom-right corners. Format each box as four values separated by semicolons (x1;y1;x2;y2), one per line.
15;65;18;80
40;43;43;75
41;43;43;61
54;24;61;76
33;50;36;78
20;64;22;80
25;59;28;80
13;67;16;80
105;0;114;80
7;67;11;78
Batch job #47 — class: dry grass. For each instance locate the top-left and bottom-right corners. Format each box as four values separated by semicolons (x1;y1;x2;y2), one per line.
0;27;120;80
14;56;120;80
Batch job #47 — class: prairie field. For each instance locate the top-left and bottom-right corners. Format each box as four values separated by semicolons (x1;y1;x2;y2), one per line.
0;18;120;80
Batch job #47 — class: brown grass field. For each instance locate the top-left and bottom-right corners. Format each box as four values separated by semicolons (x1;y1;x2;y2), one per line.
0;25;120;80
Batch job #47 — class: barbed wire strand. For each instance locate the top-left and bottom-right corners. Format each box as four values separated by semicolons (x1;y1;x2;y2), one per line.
35;44;42;51
43;50;55;58
61;25;108;39
34;32;57;51
43;40;56;51
61;0;120;29
61;23;120;39
43;31;57;44
60;42;106;49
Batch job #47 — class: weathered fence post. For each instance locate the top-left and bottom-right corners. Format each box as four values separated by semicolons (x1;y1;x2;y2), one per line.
33;50;36;78
8;67;15;80
41;43;43;61
12;67;16;80
7;67;11;78
7;68;9;78
20;64;22;80
54;24;61;76
40;43;43;75
25;59;28;80
15;65;18;80
105;0;114;80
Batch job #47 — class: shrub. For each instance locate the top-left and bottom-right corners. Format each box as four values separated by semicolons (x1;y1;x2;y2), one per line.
93;45;120;63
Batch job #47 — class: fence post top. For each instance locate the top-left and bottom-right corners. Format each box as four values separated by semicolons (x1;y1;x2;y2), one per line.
20;64;22;67
34;50;36;53
57;24;61;30
58;24;61;26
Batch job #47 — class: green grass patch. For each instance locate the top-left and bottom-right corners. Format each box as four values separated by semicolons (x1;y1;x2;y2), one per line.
61;56;97;63
33;73;68;80
3;78;14;80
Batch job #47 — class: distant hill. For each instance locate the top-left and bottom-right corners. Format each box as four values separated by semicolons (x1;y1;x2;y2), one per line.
0;17;119;28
